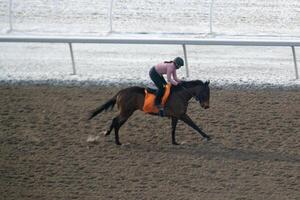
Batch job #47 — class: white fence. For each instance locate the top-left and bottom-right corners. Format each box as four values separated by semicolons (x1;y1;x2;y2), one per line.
0;35;299;79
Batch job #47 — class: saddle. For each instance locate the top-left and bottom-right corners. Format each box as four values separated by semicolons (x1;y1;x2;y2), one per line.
145;87;158;94
143;83;171;114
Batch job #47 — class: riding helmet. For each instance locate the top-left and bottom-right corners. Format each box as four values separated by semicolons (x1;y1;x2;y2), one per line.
174;57;184;69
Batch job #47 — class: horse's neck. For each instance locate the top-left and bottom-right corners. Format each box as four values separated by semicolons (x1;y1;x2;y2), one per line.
177;86;196;102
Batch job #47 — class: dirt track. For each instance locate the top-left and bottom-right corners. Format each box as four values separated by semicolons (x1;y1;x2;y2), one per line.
0;85;299;200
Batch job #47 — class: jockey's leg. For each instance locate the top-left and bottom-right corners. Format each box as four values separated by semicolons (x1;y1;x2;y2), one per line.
149;67;166;116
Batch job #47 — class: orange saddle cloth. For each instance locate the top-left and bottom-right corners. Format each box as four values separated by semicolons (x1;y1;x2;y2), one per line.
143;83;171;113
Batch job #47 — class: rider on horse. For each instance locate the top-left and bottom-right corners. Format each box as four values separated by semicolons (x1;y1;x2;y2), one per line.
149;57;184;116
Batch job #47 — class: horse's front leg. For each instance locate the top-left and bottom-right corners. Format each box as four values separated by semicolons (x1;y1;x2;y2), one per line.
171;117;179;145
180;114;211;141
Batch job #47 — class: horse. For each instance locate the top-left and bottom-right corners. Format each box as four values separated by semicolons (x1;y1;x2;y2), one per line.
88;80;211;145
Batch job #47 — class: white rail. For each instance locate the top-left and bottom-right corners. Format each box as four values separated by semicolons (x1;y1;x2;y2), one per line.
0;35;299;79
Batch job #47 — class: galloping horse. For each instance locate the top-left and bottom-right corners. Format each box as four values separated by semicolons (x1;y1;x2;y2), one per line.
88;80;211;145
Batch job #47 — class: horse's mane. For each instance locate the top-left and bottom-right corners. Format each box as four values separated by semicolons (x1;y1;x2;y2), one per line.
180;80;205;87
172;80;205;92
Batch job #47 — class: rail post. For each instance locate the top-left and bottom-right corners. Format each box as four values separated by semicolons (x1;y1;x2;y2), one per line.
291;46;299;79
108;0;114;33
68;43;77;75
7;0;13;33
182;44;189;78
209;0;214;35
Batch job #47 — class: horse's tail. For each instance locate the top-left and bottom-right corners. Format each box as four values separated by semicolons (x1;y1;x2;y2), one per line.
88;95;117;120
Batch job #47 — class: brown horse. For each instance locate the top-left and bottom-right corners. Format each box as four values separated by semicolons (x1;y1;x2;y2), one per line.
88;80;211;145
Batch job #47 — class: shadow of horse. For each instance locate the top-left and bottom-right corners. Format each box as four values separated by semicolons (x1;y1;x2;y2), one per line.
119;141;300;164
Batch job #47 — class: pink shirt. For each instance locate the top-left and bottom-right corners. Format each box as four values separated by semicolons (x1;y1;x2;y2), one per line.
155;62;180;85
155;62;181;85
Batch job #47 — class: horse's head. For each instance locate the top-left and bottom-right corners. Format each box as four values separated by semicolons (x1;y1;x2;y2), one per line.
195;80;210;109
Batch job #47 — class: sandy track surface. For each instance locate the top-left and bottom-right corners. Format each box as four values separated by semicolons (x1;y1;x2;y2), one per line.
1;85;299;199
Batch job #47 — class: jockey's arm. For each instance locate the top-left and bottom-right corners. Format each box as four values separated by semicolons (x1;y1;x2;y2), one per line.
167;66;178;85
172;69;182;83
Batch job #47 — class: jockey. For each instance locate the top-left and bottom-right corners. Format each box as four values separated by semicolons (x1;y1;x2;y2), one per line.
149;57;184;116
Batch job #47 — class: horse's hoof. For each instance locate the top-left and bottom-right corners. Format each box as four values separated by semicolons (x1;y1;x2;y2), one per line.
172;141;180;145
202;136;211;141
103;131;110;136
115;142;122;145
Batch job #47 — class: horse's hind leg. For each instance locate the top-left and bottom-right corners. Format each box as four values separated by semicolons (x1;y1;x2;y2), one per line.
104;117;117;136
107;111;134;145
104;116;123;143
113;116;126;145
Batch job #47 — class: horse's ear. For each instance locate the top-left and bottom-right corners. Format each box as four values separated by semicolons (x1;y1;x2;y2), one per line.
205;80;210;85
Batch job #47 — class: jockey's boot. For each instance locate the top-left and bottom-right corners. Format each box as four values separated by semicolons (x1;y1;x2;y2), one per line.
157;105;164;117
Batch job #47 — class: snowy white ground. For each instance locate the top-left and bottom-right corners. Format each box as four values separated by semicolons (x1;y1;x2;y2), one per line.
0;0;300;88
